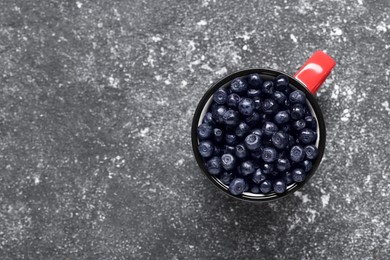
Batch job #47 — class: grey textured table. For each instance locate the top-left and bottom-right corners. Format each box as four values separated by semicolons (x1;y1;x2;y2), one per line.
0;0;389;259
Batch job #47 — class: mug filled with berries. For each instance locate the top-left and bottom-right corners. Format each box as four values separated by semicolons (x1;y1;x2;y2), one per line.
192;50;336;202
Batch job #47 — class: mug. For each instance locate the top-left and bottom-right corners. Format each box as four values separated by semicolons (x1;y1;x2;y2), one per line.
191;50;336;202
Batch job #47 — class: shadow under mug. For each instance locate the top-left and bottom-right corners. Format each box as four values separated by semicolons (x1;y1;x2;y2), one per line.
191;50;336;202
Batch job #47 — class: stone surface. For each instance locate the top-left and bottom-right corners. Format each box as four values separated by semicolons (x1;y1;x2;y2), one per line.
0;0;389;259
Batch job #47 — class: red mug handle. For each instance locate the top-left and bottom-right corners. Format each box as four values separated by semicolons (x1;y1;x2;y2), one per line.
294;50;336;94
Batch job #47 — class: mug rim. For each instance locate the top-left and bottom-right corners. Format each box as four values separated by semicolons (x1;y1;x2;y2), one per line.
191;68;326;202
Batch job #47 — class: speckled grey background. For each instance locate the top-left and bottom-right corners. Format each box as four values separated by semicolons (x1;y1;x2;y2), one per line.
0;0;389;259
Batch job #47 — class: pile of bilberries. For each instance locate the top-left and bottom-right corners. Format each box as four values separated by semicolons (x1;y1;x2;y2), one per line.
197;74;318;196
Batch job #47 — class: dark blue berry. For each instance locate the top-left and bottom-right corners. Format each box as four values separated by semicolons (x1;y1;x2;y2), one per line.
212;105;227;124
252;168;266;184
292;168;306;182
262;163;274;174
231;78;247;93
227;93;241;108
290;145;305;162
273;110;290;125
238;98;255;116
304;109;311;117
288;135;295;148
260;180;272;193
244;133;262;151
251;128;263;137
259;113;269;124
262;147;278;163
213;88;228;104
237;166;243;176
290;104;305;120
248;73;263;88
299;129;317;144
222;109;240;126
220;172;234;185
262;121;278;137
197;123;213;140
229;178;247;195
250;184;260;194
251;150;263;160
235;144;248;159
203;112;215;125
292;119;306;131
244;181;249;192
253;97;261;110
289;90;306;104
304;145;318;160
223;145;235;154
272;132;289;150
261;81;274;94
244;112;261;127
281;124;291;133
276;158;291;172
284;171;293;185
235;122;251;138
275;75;289;91
305;116;317;130
277;149;288;159
225;134;239;146
269;171;281;180
273;179;287;194
206;156;222;175
301;160;313;172
262;99;279;114
213;128;224;143
240;161;256;176
273;91;287;105
214;146;221;156
247;89;261;98
284;86;292;96
198;141;215;158
221;153;237;171
262;138;272;147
